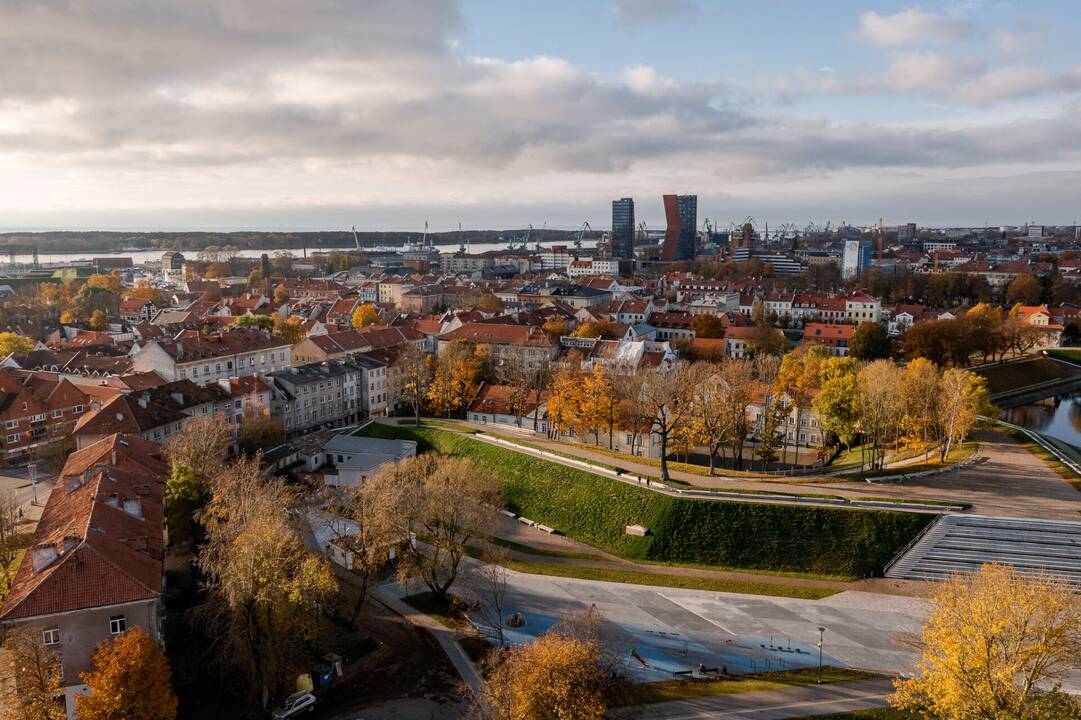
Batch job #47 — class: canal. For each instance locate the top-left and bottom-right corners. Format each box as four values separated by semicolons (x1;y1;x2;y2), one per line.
1003;394;1081;449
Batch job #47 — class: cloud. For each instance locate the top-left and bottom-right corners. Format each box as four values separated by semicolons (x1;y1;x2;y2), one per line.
609;0;700;25
857;9;971;47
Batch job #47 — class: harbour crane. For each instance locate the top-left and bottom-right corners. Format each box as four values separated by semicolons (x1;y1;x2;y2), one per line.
536;221;546;253
352;225;361;252
574;221;592;253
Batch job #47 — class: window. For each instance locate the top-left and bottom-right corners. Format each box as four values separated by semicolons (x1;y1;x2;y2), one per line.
42;627;60;646
4;420;15;429
6;434;18;443
109;615;126;635
51;409;63;418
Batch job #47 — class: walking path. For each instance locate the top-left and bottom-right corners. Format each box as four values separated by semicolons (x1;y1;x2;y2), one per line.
413;419;1081;520
610;678;894;719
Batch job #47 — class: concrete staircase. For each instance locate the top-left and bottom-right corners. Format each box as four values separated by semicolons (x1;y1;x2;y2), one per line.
885;514;1081;584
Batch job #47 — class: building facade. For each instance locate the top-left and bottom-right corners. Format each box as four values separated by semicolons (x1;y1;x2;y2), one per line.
661;194;697;261
611;197;635;260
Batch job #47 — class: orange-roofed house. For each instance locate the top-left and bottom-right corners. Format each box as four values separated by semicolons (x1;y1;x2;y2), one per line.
801;322;856;356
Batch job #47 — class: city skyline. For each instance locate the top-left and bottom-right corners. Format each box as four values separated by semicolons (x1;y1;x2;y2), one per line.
2;1;1081;231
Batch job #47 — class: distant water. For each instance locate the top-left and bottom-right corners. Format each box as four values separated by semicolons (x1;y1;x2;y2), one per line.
2;238;598;266
1003;395;1081;448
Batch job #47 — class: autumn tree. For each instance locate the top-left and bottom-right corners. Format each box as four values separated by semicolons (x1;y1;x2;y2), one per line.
233;314;274;332
0;626;64;720
849;321;891;360
236;407;285;456
364;455;500;600
938;368;991;461
775;345;829;464
812;357;859;451
465;546;512;646
164;414;232;477
124;279;165;307
0;333;34;359
272;284;290;304
716;360;755;470
196;457;337;706
892;564;1081;720
690;313;726;338
541;318;570;336
571;319;620;340
426;341;487;417
0;489;21;593
478;624;609;720
856;360;903;470
1005;272;1043;306
580;364;618;447
273;315;306;344
899;358;942;457
639;364;702;482
689;370;733;474
88;309;107;330
476;293;504;313
76;627;177;720
331;482;404;627
351;303;380;328
397;342;432;426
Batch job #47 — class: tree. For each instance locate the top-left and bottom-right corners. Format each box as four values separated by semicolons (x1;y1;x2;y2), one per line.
542;319;570;336
426;341;487;417
746;309;786;357
479;625;608;720
351;303;380;328
580;365;618;447
397;343;432;426
76;627;177;720
236;408;285;456
124;279;165;307
365;455;500;600
690;314;726;338
273;315;306;344
1006;272;1043;306
88;308;107;330
476;293;504;313
892;564;1081;720
938;368;991;461
639;364;702;482
164;414;232;478
332;482;405;627
0;489;21;594
775;345;829;464
856;360;903;471
0;626;64;720
812;357;859;451
260;253;272;281
195;457;337;706
962;304;1004;363
0;333;34;359
164;463;206;548
899;358;942;457
233;314;274;332
849;321;891;360
272;284;290;304
571;320;620;339
465;546;511;646
716;360;755;470
546;369;585;439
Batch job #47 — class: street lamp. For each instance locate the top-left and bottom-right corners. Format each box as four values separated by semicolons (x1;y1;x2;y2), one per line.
28;463;37;506
817;626;826;683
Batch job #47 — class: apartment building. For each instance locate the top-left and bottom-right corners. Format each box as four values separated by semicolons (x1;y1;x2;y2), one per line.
130;328;292;385
270;360;376;435
0;369;91;462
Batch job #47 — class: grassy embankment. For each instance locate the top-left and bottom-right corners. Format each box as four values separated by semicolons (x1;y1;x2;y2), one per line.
613;668;880;707
357;424;932;583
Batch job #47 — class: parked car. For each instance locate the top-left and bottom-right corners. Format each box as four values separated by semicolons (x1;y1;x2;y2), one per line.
271;692;315;719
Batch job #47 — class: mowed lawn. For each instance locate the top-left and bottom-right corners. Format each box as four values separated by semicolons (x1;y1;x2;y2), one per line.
357;423;932;578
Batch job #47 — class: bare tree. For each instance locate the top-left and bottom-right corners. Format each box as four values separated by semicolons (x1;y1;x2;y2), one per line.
717;360;755;471
0;490;21;590
164;414;232;477
466;546;512;646
397;342;431;426
639;364;704;482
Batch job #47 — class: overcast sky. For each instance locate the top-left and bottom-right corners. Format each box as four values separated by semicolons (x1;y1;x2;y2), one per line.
1;0;1079;232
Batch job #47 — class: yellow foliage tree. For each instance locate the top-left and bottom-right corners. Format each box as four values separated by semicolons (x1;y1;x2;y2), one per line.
1;625;65;720
546;369;585;439
426;341;486;417
482;629;608;720
892;563;1081;719
76;626;177;720
273;315;306;344
571;320;619;339
581;364;618;447
0;332;34;358
88;309;107;330
351;303;380;328
272;284;290;304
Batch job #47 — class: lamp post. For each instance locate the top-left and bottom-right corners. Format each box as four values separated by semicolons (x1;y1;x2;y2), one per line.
28;463;37;506
817;626;826;683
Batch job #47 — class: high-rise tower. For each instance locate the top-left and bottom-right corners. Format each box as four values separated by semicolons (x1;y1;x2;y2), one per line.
611;198;635;259
660;194;697;261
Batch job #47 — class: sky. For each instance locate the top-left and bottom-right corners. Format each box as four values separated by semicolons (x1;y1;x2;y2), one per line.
1;0;1080;232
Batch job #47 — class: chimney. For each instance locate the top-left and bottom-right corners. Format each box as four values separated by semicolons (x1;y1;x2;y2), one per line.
30;544;58;573
116;412;125;422
137;394;149;409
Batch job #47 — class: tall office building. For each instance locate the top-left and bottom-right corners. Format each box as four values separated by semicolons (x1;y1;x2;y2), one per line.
661;194;697;261
842;238;872;279
611;198;635;259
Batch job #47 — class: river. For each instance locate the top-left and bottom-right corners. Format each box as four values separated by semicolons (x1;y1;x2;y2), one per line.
2;239;599;266
1002;395;1081;449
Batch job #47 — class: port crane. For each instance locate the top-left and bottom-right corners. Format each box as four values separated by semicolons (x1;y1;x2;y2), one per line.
574;221;592;253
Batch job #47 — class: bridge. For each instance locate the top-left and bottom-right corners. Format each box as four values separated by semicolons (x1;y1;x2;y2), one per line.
2;244;39;267
974;356;1081;408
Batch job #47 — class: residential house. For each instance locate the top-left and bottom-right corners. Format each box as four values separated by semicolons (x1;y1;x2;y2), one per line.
0;434;166;719
130;328;292;385
801;323;856;356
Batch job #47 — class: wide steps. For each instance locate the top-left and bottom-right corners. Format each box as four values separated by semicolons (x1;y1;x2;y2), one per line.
886;514;1081;585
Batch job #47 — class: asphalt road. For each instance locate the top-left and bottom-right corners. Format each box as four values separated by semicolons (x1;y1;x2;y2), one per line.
611;678;894;719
